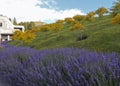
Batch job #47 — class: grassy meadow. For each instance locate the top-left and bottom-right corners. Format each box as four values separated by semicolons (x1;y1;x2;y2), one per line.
10;15;120;53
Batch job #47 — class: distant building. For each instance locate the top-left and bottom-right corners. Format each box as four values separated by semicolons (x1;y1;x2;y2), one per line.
0;15;25;41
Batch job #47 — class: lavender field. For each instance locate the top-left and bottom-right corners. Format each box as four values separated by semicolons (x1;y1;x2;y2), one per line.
0;43;120;86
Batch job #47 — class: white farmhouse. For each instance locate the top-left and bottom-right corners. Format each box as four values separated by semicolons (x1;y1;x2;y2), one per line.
0;15;25;41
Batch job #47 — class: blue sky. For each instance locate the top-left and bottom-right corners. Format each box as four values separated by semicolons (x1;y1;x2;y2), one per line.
41;0;115;13
62;0;115;13
0;0;116;23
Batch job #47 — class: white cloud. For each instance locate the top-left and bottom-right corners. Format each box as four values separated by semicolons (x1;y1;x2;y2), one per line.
0;0;85;23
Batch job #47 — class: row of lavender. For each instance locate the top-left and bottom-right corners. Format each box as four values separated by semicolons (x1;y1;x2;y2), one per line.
0;46;120;86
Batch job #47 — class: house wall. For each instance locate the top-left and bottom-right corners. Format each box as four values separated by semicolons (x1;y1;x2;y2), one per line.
0;15;25;41
0;17;14;29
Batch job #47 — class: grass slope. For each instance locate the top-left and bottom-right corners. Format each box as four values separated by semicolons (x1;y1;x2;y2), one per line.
11;16;120;53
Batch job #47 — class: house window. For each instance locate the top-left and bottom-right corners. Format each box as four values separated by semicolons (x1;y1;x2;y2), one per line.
0;23;2;27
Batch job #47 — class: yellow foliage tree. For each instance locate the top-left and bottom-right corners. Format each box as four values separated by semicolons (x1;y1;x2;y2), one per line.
56;19;64;24
12;30;36;44
112;13;120;24
23;30;36;44
73;15;86;22
51;22;64;40
12;31;24;41
95;7;108;17
40;24;51;31
70;23;84;31
64;17;74;24
86;11;95;21
70;23;84;40
51;23;64;32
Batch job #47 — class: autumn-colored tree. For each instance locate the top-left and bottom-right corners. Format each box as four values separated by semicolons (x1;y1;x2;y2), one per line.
40;24;51;32
112;13;120;24
23;30;36;44
56;19;64;24
110;0;120;16
73;15;86;22
70;23;84;31
12;31;24;41
86;11;95;21
51;22;64;40
64;17;74;24
12;30;36;44
52;23;64;32
12;31;25;44
31;28;41;33
95;7;108;17
70;23;84;40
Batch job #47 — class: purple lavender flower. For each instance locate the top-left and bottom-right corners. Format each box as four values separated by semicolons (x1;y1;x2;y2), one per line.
0;46;120;86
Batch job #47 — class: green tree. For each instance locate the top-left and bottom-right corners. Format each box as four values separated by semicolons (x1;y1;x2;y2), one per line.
13;17;17;25
111;0;120;16
18;22;35;30
28;22;35;30
95;7;108;17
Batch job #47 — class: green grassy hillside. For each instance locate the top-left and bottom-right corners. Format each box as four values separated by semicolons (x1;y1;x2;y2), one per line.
11;16;120;53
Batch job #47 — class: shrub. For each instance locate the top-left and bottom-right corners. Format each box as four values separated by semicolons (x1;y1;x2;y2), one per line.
70;23;84;31
112;13;120;24
64;17;74;24
86;11;95;21
73;15;86;22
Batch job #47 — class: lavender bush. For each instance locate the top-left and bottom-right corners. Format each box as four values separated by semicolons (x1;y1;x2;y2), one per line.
0;45;120;86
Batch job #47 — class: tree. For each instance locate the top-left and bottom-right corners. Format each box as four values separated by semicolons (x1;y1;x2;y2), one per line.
112;13;120;24
18;22;35;30
64;17;74;24
95;7;108;17
12;31;24;44
28;22;35;30
73;15;86;22
18;22;28;30
70;23;84;40
23;30;36;44
70;23;84;31
86;11;95;21
12;30;36;44
52;23;64;40
56;19;64;24
51;23;63;31
111;0;120;16
40;24;51;32
13;17;17;25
